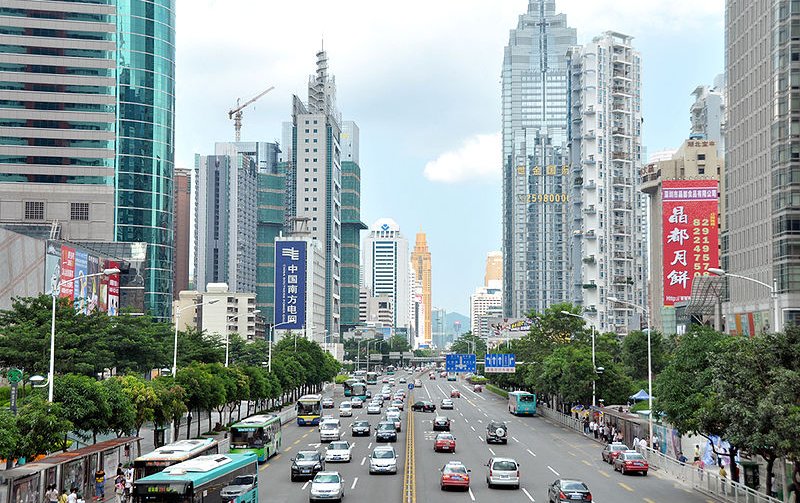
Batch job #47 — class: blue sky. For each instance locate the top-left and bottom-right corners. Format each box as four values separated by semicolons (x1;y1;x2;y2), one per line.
177;0;724;316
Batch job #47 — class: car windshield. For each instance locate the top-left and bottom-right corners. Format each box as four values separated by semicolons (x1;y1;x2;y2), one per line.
353;421;368;427
329;442;349;450
561;481;588;491
340;403;351;408
443;464;467;474
314;474;340;484
492;461;517;471
378;423;394;431
489;422;505;429
373;449;395;459
231;475;254;485
436;434;454;440
612;444;629;451
296;452;319;461
519;395;534;402
625;453;644;460
321;424;337;430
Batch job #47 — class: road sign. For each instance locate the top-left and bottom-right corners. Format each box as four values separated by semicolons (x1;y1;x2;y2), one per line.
484;353;516;373
389;352;401;360
408;383;414;390
7;368;22;384
402;352;414;359
369;354;382;362
445;353;476;373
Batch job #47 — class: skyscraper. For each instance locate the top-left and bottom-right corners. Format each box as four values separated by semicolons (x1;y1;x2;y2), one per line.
689;74;725;153
723;0;798;330
484;251;502;287
567;31;647;334
340;122;367;333
411;231;432;346
173;167;191;296
361;218;410;332
0;0;176;320
502;0;577;318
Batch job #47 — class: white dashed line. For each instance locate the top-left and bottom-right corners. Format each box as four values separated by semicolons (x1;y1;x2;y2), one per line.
351;477;358;490
302;481;310;490
464;418;469;423
522;488;535;501
488;448;496;455
471;426;476;431
367;442;372;449
547;465;560;476
527;448;536;457
477;419;483;423
360;456;366;466
468;487;476;501
512;437;520;443
478;435;484;442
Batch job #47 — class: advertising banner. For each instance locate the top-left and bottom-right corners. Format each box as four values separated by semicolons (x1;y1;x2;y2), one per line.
74;250;88;313
487;317;532;338
274;240;307;329
86;254;99;314
59;246;76;300
44;242;61;295
106;260;119;316
661;180;720;306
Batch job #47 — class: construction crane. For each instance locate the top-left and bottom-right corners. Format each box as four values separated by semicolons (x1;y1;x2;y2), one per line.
228;85;275;142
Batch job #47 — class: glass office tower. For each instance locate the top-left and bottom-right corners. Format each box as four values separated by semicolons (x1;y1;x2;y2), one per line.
115;0;176;320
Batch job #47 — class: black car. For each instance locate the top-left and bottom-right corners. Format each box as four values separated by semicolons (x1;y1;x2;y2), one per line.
411;400;436;412
486;420;508;444
548;479;592;503
351;420;371;436
376;421;398;442
433;416;451;431
290;450;325;481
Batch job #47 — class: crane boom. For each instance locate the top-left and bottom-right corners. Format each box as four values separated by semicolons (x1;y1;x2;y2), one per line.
228;85;275;141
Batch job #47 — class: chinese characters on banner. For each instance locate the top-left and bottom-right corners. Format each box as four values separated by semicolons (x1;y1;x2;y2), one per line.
274;240;307;329
46;241;119;316
661;180;720;306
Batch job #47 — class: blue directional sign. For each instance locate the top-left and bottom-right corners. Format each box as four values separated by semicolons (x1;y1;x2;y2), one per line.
446;353;477;373
484;353;516;373
408;383;414;390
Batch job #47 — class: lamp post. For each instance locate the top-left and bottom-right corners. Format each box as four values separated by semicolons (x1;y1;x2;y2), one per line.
49;267;120;402
709;267;781;333
225;309;260;367
268;321;294;373
561;311;597;407
607;296;652;447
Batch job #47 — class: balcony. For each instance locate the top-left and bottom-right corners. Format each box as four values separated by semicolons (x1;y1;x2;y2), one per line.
612;151;630;161
612;86;630;95
584;105;596;114
613;201;633;210
613;225;630;234
583;205;596;214
574;177;584;186
612;251;633;260
582;282;598;289
582;255;596;264
584;305;598;314
584;155;596;164
612;276;634;285
585;229;597;239
612;127;628;136
584;129;596;139
612;176;630;186
584;180;597;189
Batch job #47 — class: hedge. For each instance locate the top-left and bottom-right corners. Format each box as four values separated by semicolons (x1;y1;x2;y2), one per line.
486;383;508;399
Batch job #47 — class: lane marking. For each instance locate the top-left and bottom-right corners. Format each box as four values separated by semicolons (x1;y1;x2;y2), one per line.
274;454;281;460
618;482;634;492
527;449;537;457
547;465;560;476
368;442;372;449
581;460;591;466
351;477;358;490
303;433;309;438
464;418;469;423
512;436;520;442
471;426;476;431
488;448;496;455
569;452;577;457
361;456;366;466
477;419;483;423
598;470;610;478
478;435;484;441
644;498;656;503
468;487;476;501
302;481;309;490
521;488;535;502
293;439;301;445
283;447;292;452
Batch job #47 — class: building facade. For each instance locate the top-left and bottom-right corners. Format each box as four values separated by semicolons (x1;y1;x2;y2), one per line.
567;31;647;334
411;231;432;345
502;0;576;318
173;283;258;341
0;0;176;320
173;167;191;296
722;0;800;331
470;283;502;338
484;251;502;287
689;74;725;153
361;218;410;331
340;121;367;333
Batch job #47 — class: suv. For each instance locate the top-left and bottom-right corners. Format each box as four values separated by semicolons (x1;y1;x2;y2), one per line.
486;420;508;444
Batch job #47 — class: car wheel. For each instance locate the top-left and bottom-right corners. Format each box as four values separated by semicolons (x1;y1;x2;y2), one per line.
514;484;520;490
487;481;492;489
621;466;626;475
643;471;648;476
291;474;296;482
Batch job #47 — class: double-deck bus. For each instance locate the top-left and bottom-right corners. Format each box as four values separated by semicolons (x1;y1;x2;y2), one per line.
133;454;257;503
229;415;282;462
342;379;367;400
133;438;219;480
508;391;537;416
386;365;396;375
366;371;378;385
296;394;323;426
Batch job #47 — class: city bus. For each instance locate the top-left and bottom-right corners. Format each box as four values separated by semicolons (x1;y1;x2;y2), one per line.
508;391;537;416
352;370;367;380
229;414;282;462
133;438;219;480
386;365;396;375
342;379;367;400
133;454;257;503
366;371;378;385
296;394;323;426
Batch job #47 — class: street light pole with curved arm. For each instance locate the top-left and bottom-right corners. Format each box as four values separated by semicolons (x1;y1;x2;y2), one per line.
709;267;780;333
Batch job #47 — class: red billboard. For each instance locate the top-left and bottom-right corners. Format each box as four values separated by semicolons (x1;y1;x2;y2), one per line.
662;180;720;306
59;246;76;300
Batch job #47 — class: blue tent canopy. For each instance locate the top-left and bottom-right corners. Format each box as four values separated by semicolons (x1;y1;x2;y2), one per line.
629;389;651;401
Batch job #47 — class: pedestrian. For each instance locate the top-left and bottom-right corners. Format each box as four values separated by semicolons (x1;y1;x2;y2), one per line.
652;433;660;452
639;437;647;450
114;478;124;503
633;435;639;449
94;467;106;501
593;421;599;439
67;489;78;503
77;494;85;503
58;490;68;503
720;463;728;494
116;464;123;477
583;417;590;435
693;444;701;463
123;469;133;503
46;485;59;503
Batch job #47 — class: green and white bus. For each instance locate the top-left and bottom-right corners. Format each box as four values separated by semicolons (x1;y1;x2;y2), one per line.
229;414;282;462
133;454;258;503
508;391;537;416
133;438;220;480
366;371;378;385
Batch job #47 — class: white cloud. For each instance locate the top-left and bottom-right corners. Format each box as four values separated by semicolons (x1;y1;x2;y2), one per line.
423;133;501;183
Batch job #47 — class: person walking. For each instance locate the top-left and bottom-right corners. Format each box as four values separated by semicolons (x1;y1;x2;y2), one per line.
94;467;106;501
693;444;701;463
114;477;125;503
46;485;59;503
58;489;68;503
67;489;78;503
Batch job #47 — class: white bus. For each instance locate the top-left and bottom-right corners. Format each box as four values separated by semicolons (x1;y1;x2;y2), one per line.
133;438;219;480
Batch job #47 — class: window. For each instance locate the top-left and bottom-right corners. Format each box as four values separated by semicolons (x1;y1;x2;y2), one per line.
24;201;44;220
697;153;706;160
70;202;89;221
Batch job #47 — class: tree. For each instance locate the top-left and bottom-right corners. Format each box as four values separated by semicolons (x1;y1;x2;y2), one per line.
177;328;225;366
387;335;411;353
621;330;668;381
450;332;487;358
533;345;595;405
176;363;223;437
119;375;159;436
0;409;20;467
54;374;111;444
16;395;73;458
101;377;136;437
151;378;186;441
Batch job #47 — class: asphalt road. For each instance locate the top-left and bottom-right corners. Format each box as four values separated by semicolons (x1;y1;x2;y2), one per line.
258;369;713;503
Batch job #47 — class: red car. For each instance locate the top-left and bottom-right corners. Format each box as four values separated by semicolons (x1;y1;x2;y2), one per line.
601;442;630;464
473;384;483;392
613;451;649;475
450;389;461;398
433;433;456;452
440;461;470;491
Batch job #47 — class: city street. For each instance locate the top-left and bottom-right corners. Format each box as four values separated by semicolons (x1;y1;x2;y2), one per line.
258;370;713;503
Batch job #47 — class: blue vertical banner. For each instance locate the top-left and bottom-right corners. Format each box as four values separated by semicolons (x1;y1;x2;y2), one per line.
274;240;307;329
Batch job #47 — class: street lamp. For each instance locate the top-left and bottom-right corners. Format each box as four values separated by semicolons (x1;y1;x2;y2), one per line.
561;311;597;407
173;299;219;378
268;321;294;373
49;267;120;402
607;296;652;447
225;310;260;367
708;267;781;333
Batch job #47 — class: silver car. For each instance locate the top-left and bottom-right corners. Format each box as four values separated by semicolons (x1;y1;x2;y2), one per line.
220;474;257;499
486;457;520;489
367;402;382;414
309;471;344;502
369;445;398;474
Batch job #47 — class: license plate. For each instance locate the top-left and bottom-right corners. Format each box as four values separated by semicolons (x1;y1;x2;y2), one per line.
441;446;450;450
569;494;583;500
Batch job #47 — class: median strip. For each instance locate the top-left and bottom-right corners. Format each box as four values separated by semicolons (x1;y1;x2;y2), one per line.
402;403;416;503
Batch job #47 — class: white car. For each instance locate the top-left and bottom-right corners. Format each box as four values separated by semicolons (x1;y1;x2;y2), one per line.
391;399;404;410
319;422;341;442
369;445;398;474
386;409;401;432
339;401;353;417
367;403;382;415
351;397;363;408
309;471;344;502
324;441;352;463
441;398;454;410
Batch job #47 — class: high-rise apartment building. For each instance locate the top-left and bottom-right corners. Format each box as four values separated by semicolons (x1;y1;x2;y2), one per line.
361;218;410;331
470;283;502;338
484;251;502;287
173;168;191;297
411;231;432;346
690;74;725;153
340;122;367;333
194;143;258;294
723;0;799;331
0;0;176;320
567;31;647;334
502;0;576;318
